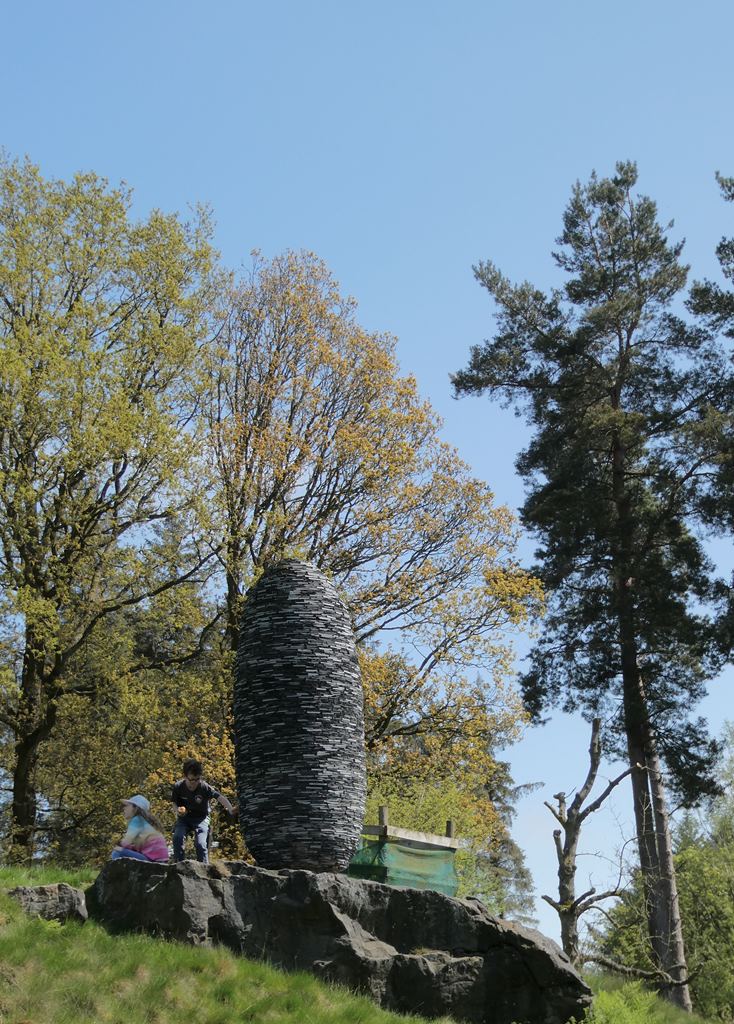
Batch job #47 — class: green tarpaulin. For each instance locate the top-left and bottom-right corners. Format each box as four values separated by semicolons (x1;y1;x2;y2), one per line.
347;837;459;896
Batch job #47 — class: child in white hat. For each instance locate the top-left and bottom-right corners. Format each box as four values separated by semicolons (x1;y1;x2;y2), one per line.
111;794;169;863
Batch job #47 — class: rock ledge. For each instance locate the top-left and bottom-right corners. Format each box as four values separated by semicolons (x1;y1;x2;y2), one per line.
86;860;591;1024
8;882;88;924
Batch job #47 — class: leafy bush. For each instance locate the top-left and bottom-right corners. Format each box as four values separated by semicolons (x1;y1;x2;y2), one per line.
583;975;713;1024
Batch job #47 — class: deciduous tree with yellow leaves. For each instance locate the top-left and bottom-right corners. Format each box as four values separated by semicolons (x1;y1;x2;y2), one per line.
205;249;540;650
0;156;217;862
204;250;542;888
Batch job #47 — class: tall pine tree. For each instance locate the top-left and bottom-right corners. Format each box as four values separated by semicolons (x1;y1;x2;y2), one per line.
453;162;729;1010
688;173;734;644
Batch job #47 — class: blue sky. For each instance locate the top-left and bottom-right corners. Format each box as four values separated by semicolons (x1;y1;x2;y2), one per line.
3;0;733;937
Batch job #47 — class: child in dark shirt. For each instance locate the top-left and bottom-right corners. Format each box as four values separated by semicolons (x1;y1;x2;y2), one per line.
171;758;235;863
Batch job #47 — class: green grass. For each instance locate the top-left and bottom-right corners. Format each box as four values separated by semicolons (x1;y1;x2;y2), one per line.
0;864;98;889
0;866;455;1024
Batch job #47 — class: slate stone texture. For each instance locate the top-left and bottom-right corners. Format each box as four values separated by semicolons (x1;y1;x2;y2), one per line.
234;558;366;872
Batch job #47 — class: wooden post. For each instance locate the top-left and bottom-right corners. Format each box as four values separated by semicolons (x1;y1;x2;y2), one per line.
446;819;455;838
378;805;389;829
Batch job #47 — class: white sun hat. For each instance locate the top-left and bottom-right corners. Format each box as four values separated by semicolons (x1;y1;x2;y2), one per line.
121;794;150;814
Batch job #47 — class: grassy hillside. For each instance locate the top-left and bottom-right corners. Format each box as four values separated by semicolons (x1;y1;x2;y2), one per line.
0;866;455;1024
0;867;718;1024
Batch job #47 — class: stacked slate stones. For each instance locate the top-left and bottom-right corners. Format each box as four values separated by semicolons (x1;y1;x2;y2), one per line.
234;559;366;872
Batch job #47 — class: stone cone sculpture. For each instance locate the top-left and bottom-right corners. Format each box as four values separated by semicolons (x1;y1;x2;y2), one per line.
234;559;366;871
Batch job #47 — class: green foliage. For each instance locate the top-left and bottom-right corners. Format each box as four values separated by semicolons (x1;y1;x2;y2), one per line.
589;982;667;1024
597;859;734;1020
583;975;711;1024
362;648;535;916
689;172;734;342
1;554;237;862
0;154;218;860
688;174;734;648
597;726;734;1020
0;875;454;1024
675;844;734;1019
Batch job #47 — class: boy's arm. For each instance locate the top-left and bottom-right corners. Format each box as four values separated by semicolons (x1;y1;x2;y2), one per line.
205;780;235;815
172;783;186;815
216;792;236;815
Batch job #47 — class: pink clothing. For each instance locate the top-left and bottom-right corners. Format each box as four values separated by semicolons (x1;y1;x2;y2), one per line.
118;814;169;862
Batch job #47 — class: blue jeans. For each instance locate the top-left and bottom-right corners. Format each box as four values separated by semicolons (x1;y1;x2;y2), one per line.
173;816;209;863
111;848;155;862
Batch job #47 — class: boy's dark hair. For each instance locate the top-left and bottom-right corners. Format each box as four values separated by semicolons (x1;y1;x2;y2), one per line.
183;758;203;777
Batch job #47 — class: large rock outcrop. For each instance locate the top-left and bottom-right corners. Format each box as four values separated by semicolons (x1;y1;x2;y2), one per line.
86;860;591;1024
234;559;366;872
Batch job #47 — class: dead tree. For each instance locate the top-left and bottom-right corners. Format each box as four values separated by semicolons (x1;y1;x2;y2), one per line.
543;718;635;964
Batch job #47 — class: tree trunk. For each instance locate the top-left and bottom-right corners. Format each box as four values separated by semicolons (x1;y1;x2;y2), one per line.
225;532;243;653
556;834;581;964
544;720;635;966
551;792;583;965
622;675;667;969
9;647;59;863
611;423;690;1008
10;735;39;864
560;911;580;966
621;662;692;1009
10;709;59;864
616;564;667;971
646;737;693;1011
226;565;240;653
